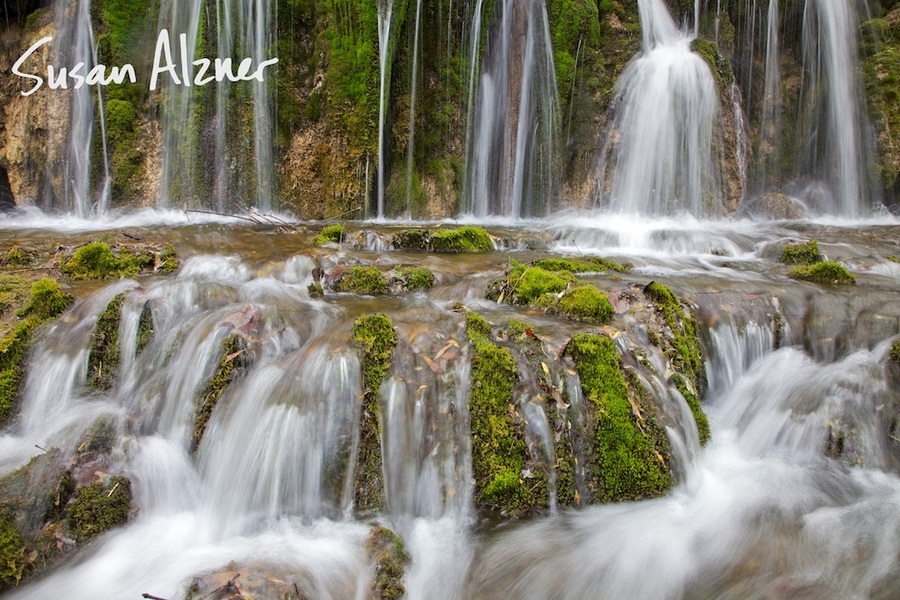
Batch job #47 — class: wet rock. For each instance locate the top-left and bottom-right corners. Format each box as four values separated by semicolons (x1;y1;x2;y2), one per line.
741;193;807;220
0;166;15;212
185;567;316;600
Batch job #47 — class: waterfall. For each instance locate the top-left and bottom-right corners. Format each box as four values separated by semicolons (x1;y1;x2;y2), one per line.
405;0;424;217
463;0;561;219
54;0;110;217
597;0;720;215
798;0;874;216
376;0;394;219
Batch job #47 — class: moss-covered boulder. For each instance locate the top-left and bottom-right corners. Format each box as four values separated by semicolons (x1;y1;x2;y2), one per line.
66;477;132;541
335;266;390;295
353;315;397;512
136;301;154;356
429;227;493;253
367;526;410;600
565;334;671;502
533;256;630;274
789;261;856;285
393;267;435;292
60;242;149;280
891;340;900;364
781;240;822;265
556;285;615;323
87;295;124;391
312;224;345;245
488;261;571;305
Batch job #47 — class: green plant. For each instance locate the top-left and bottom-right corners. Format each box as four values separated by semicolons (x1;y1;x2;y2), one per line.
789;261;855;285
557;285;615;323
336;266;390;295
781;240;822;265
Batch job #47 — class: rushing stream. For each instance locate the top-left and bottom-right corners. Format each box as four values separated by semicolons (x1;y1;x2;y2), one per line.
0;210;898;599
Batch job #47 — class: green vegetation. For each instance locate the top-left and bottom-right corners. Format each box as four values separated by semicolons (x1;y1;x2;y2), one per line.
59;242;152;280
533;256;631;274
781;240;822;265
789;261;856;285
66;476;132;540
565;334;671;501
87;295;124;390
136;302;153;355
394;267;435;292
312;224;345;245
0;278;73;425
429;227;493;253
336;266;390;295
193;335;245;454
862;16;900;203
891;340;900;364
557;285;615;323
644;282;705;391
158;244;179;273
353;315;397;512
392;229;429;251
0;513;28;588
367;526;410;600
673;373;710;446
465;311;542;512
490;261;570;305
3;248;31;267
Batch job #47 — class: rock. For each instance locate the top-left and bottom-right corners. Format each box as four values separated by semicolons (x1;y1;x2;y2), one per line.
741;193;807;220
0;166;15;211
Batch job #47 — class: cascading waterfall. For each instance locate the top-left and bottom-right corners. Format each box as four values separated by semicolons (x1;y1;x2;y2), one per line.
404;0;424;217
53;0;110;217
596;0;720;215
463;0;561;219
376;0;395;219
797;0;874;216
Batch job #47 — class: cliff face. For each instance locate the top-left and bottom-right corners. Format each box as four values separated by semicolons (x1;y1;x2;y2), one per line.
0;0;896;216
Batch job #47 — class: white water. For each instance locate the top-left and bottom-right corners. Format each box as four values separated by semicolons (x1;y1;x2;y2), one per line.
405;0;424;217
464;0;560;218
597;0;719;215
376;0;395;219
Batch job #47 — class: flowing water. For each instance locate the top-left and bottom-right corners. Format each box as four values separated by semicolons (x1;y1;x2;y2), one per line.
376;0;395;220
1;212;898;599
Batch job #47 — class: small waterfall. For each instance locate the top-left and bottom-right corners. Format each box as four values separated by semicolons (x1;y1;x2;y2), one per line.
376;0;395;219
405;0;424;217
756;0;781;191
54;0;111;216
463;0;561;219
798;0;874;216
597;0;719;215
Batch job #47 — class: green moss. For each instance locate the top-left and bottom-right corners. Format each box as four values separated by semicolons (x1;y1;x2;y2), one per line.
65;477;132;540
0;513;28;588
193;336;245;454
789;261;855;285
367;526;410;600
673;373;710;446
312;224;345;245
60;242;153;280
887;256;899;264
495;261;571;305
644;282;705;386
781;240;822;265
533;256;630;274
891;340;900;364
353;315;397;512
136;302;153;356
1;279;73;425
308;281;324;298
158;244;179;273
87;295;124;391
336;266;390;295
557;285;614;323
395;267;435;292
565;334;671;501
506;319;527;339
392;229;430;250
429;227;493;253
3;248;31;267
465;311;492;342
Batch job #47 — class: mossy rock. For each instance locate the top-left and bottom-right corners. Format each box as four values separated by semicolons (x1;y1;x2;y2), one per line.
429;227;493;253
394;267;435;292
673;373;710;446
353;315;397;512
643;282;706;393
136;301;154;356
87;295;124;391
335;266;390;295
533;256;630;274
0;512;28;589
557;285;615;323
781;240;822;265
565;334;671;502
312;224;345;245
465;311;492;342
891;340;900;364
789;261;855;285
192;335;246;454
391;229;430;250
367;526;410;600
60;242;149;280
66;476;132;540
488;261;571;305
3;248;32;267
158;244;179;273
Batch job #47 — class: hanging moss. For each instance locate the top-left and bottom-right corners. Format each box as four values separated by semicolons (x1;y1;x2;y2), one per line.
789;262;855;285
312;224;345;245
0;513;28;589
644;282;705;390
87;295;124;391
65;477;132;541
336;266;390;295
352;315;397;512
367;526;410;600
557;285;615;323
0;279;73;425
135;302;154;356
192;335;246;454
429;227;493;253
565;334;671;502
781;240;822;265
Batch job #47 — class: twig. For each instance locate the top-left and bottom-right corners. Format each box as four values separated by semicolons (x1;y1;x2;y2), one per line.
184;209;259;224
34;445;47;452
122;231;142;241
142;595;168;600
106;481;120;498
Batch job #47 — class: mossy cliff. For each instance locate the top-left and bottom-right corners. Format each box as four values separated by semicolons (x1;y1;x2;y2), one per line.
353;314;398;513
